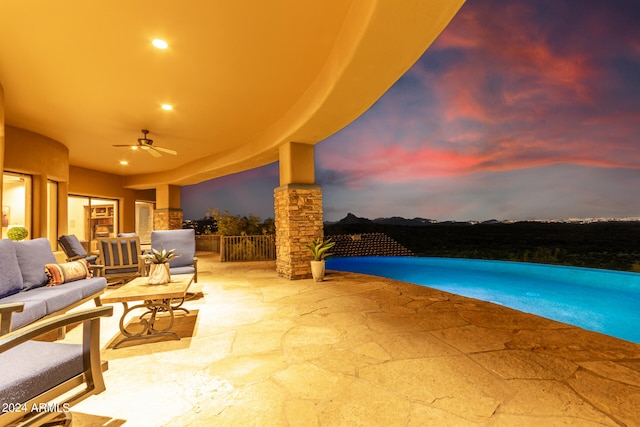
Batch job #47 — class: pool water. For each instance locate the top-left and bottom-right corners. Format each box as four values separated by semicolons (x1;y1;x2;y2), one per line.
326;256;640;344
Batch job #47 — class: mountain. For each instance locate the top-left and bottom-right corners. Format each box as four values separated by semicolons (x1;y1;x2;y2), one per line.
335;213;373;225
332;213;443;227
329;214;640;227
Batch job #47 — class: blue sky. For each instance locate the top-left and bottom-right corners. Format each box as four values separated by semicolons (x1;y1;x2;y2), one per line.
182;0;640;222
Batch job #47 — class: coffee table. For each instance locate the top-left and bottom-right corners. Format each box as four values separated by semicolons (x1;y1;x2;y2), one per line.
101;274;194;348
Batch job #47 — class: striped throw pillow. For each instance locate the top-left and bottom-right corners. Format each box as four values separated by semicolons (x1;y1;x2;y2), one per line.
45;259;93;286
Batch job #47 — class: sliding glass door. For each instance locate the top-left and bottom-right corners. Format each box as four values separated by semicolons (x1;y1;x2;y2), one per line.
68;196;118;252
135;201;154;244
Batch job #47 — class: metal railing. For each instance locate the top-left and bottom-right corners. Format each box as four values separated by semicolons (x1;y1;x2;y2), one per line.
195;235;221;252
220;235;276;262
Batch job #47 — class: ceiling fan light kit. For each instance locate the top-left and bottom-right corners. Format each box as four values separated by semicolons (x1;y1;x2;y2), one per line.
113;129;177;158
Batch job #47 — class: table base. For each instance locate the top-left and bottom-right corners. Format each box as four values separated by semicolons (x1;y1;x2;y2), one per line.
112;297;190;349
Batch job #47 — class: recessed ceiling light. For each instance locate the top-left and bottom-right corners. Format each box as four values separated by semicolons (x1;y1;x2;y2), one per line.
161;104;173;111
152;39;168;49
120;160;129;165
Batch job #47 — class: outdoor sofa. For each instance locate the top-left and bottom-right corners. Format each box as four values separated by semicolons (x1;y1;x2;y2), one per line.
0;238;107;334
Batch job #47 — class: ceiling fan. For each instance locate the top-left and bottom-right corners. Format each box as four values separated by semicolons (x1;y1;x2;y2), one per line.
113;129;177;158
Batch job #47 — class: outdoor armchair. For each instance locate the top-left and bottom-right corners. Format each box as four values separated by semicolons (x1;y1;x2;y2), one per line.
0;303;113;426
151;229;198;282
97;235;145;285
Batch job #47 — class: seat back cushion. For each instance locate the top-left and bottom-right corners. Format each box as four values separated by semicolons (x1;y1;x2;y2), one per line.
99;237;140;267
151;229;195;268
58;234;87;258
15;238;57;290
0;239;23;298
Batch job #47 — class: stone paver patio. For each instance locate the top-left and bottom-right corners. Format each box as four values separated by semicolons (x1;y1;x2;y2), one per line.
68;253;640;426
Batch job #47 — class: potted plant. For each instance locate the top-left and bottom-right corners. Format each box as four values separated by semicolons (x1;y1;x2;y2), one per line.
7;226;28;241
143;247;179;284
305;238;335;281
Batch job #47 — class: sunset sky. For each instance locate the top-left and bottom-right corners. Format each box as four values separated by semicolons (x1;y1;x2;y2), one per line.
182;0;640;222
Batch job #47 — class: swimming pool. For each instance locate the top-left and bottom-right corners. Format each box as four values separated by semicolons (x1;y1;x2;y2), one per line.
326;256;640;344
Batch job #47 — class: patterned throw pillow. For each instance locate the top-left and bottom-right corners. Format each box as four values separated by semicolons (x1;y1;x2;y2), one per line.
44;259;93;286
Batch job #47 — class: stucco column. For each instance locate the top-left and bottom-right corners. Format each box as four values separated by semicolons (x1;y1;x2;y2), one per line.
275;142;324;279
154;184;183;230
32;174;48;238
0;82;4;205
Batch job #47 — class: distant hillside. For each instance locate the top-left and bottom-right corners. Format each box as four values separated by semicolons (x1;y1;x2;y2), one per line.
332;212;435;227
372;216;436;226
324;214;640;272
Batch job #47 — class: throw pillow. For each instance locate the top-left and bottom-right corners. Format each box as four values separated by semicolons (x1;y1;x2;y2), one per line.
45;259;93;286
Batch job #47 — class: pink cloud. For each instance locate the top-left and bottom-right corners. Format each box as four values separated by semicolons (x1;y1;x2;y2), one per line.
315;0;640;221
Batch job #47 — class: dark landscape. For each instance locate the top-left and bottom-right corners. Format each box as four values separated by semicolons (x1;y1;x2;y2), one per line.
324;213;640;272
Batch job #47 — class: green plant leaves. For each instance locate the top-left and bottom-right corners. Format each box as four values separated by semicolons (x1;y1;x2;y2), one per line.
305;238;336;261
7;226;29;241
143;247;180;264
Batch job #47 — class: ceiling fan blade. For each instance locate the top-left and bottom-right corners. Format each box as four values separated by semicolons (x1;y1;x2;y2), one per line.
113;130;173;159
147;147;162;158
154;146;177;155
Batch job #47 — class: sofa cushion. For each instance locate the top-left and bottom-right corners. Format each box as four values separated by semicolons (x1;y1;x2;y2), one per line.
0;341;83;407
0;297;47;331
15;238;57;290
45;260;92;286
18;285;84;315
74;277;107;299
0;239;23;298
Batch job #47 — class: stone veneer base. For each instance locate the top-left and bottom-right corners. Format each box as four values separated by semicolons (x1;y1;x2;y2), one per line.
154;208;183;230
274;184;323;280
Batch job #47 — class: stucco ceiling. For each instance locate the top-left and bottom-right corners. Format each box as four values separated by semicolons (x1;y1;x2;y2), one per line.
0;0;464;189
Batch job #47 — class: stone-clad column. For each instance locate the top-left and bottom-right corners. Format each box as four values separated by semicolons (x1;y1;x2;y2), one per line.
275;142;324;279
153;208;183;230
154;184;182;230
274;184;323;279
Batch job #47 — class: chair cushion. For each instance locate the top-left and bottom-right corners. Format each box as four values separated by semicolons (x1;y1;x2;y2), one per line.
99;238;140;266
170;266;195;276
45;260;93;286
105;267;139;275
58;234;87;258
15;239;57;290
151;229;195;268
0;341;83;407
0;239;23;298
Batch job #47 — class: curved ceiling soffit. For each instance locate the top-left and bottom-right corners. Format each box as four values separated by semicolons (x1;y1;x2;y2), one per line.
124;0;465;189
124;0;376;189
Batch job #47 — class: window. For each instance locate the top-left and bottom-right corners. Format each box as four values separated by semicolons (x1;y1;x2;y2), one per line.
2;172;32;239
